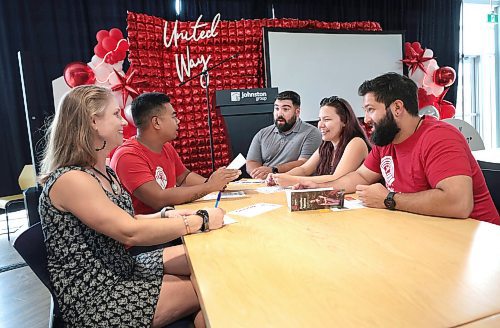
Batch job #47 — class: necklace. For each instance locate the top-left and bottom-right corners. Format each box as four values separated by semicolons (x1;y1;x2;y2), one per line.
93;166;120;195
414;116;425;133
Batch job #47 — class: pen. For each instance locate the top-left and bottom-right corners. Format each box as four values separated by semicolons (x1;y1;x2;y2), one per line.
214;191;222;208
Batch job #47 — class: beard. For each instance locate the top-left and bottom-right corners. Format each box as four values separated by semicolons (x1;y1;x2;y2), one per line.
370;109;401;146
275;115;297;133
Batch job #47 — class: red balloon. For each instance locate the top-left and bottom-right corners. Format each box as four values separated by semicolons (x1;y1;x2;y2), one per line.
438;100;456;119
102;36;118;52
96;30;109;42
63;62;95;88
104;52;117;64
94;44;107;58
434;67;456;87
115;50;127;61
117;40;129;51
109;28;123;40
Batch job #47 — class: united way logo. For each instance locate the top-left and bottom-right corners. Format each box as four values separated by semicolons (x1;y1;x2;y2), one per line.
155;167;167;189
380;156;395;191
230;92;241;101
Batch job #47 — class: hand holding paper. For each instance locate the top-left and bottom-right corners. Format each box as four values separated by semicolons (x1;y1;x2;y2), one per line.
227;153;246;170
207;165;241;191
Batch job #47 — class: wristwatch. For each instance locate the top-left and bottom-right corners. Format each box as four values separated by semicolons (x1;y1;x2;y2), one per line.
195;209;210;232
384;192;397;210
160;206;175;218
272;166;279;174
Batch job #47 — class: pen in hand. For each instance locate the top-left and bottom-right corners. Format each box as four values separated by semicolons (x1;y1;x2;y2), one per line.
214;191;222;208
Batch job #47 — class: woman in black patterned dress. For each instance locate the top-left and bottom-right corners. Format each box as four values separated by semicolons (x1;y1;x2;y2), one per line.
38;85;222;327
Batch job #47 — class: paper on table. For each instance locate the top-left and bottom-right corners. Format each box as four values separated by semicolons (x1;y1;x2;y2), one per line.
255;186;289;194
201;191;246;201
223;215;238;225
227;153;246;170
233;179;265;184
330;199;366;211
229;203;282;217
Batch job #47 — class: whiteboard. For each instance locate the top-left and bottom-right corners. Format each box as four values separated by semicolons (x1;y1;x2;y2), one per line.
264;29;404;120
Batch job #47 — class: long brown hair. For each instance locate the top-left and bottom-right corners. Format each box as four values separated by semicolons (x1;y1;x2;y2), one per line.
39;85;112;184
316;96;371;175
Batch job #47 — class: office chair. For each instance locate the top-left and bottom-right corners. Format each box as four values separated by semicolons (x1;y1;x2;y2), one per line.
481;168;500;212
13;222;65;328
14;223;193;328
0;164;36;241
442;119;485;151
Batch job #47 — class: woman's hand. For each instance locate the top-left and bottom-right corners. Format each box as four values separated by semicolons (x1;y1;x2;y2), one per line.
165;209;196;218
272;173;300;187
265;173;276;186
204;207;226;230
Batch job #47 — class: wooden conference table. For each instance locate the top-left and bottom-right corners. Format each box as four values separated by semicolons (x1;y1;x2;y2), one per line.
179;182;500;328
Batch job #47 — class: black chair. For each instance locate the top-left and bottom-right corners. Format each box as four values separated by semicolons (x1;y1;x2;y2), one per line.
481;168;500;212
477;160;500;171
13;222;65;328
14;223;193;328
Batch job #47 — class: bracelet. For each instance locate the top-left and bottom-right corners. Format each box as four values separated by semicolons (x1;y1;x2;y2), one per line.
160;206;175;218
195;209;210;232
182;215;191;234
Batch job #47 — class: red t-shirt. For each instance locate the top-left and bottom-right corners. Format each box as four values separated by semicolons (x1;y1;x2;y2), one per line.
364;116;499;225
110;138;187;214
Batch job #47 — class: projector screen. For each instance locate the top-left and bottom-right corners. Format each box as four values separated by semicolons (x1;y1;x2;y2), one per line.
264;28;404;120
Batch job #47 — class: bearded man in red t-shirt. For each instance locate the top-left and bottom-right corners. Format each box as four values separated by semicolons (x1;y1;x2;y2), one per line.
298;73;499;225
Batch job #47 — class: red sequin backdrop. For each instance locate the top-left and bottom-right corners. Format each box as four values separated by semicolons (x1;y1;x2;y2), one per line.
127;12;381;176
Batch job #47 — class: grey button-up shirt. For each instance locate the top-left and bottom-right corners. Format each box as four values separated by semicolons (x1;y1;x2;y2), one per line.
246;119;322;167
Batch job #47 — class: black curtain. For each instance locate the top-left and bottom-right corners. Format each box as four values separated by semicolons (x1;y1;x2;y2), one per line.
0;0;461;196
272;0;462;105
181;0;271;20
0;1;178;197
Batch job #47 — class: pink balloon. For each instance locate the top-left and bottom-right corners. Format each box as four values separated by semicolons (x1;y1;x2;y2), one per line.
64;62;96;88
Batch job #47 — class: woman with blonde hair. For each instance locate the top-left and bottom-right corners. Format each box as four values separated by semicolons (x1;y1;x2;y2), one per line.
269;96;371;187
39;85;220;327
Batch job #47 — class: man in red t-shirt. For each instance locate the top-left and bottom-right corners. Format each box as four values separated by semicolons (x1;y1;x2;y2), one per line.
298;73;499;225
111;92;240;214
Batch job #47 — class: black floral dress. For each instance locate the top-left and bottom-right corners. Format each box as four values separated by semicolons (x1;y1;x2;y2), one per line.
39;166;164;327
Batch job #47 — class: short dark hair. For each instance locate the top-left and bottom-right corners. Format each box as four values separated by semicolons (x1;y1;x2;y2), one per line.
358;72;419;116
131;92;171;129
276;90;300;107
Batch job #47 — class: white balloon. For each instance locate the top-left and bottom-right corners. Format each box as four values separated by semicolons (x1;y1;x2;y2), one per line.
93;64;112;83
91;55;103;66
112;61;124;72
423;49;433;58
124;104;135;127
111;90;125;108
419;105;440;119
125;95;133;106
409;69;425;88
429;84;444;97
108;73;120;86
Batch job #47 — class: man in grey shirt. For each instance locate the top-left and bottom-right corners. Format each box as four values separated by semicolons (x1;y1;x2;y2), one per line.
246;91;322;179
